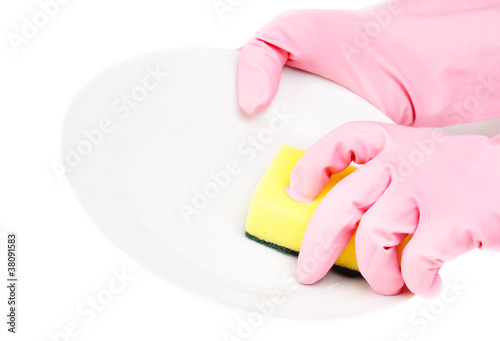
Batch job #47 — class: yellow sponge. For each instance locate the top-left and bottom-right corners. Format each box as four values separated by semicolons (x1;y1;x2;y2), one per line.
245;144;360;273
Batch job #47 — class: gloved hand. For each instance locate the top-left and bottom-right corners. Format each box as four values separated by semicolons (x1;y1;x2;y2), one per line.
286;121;500;296
238;0;500;127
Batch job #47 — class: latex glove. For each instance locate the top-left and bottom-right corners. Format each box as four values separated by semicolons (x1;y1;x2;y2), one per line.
238;0;500;127
286;121;500;296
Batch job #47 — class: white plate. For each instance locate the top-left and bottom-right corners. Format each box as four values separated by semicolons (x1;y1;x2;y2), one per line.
62;47;418;319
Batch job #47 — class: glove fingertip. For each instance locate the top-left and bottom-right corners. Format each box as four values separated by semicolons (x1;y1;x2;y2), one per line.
406;272;443;298
237;39;287;115
372;284;404;296
285;185;313;203
237;72;275;115
419;273;443;298
295;260;325;285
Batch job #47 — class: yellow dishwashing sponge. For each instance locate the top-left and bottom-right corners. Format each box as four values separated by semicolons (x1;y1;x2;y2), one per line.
245;144;360;274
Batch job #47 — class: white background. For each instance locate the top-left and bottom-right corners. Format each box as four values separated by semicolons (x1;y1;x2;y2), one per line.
1;0;500;340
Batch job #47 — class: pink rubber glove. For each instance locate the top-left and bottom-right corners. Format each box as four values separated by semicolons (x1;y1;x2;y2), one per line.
287;121;500;296
238;0;500;127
